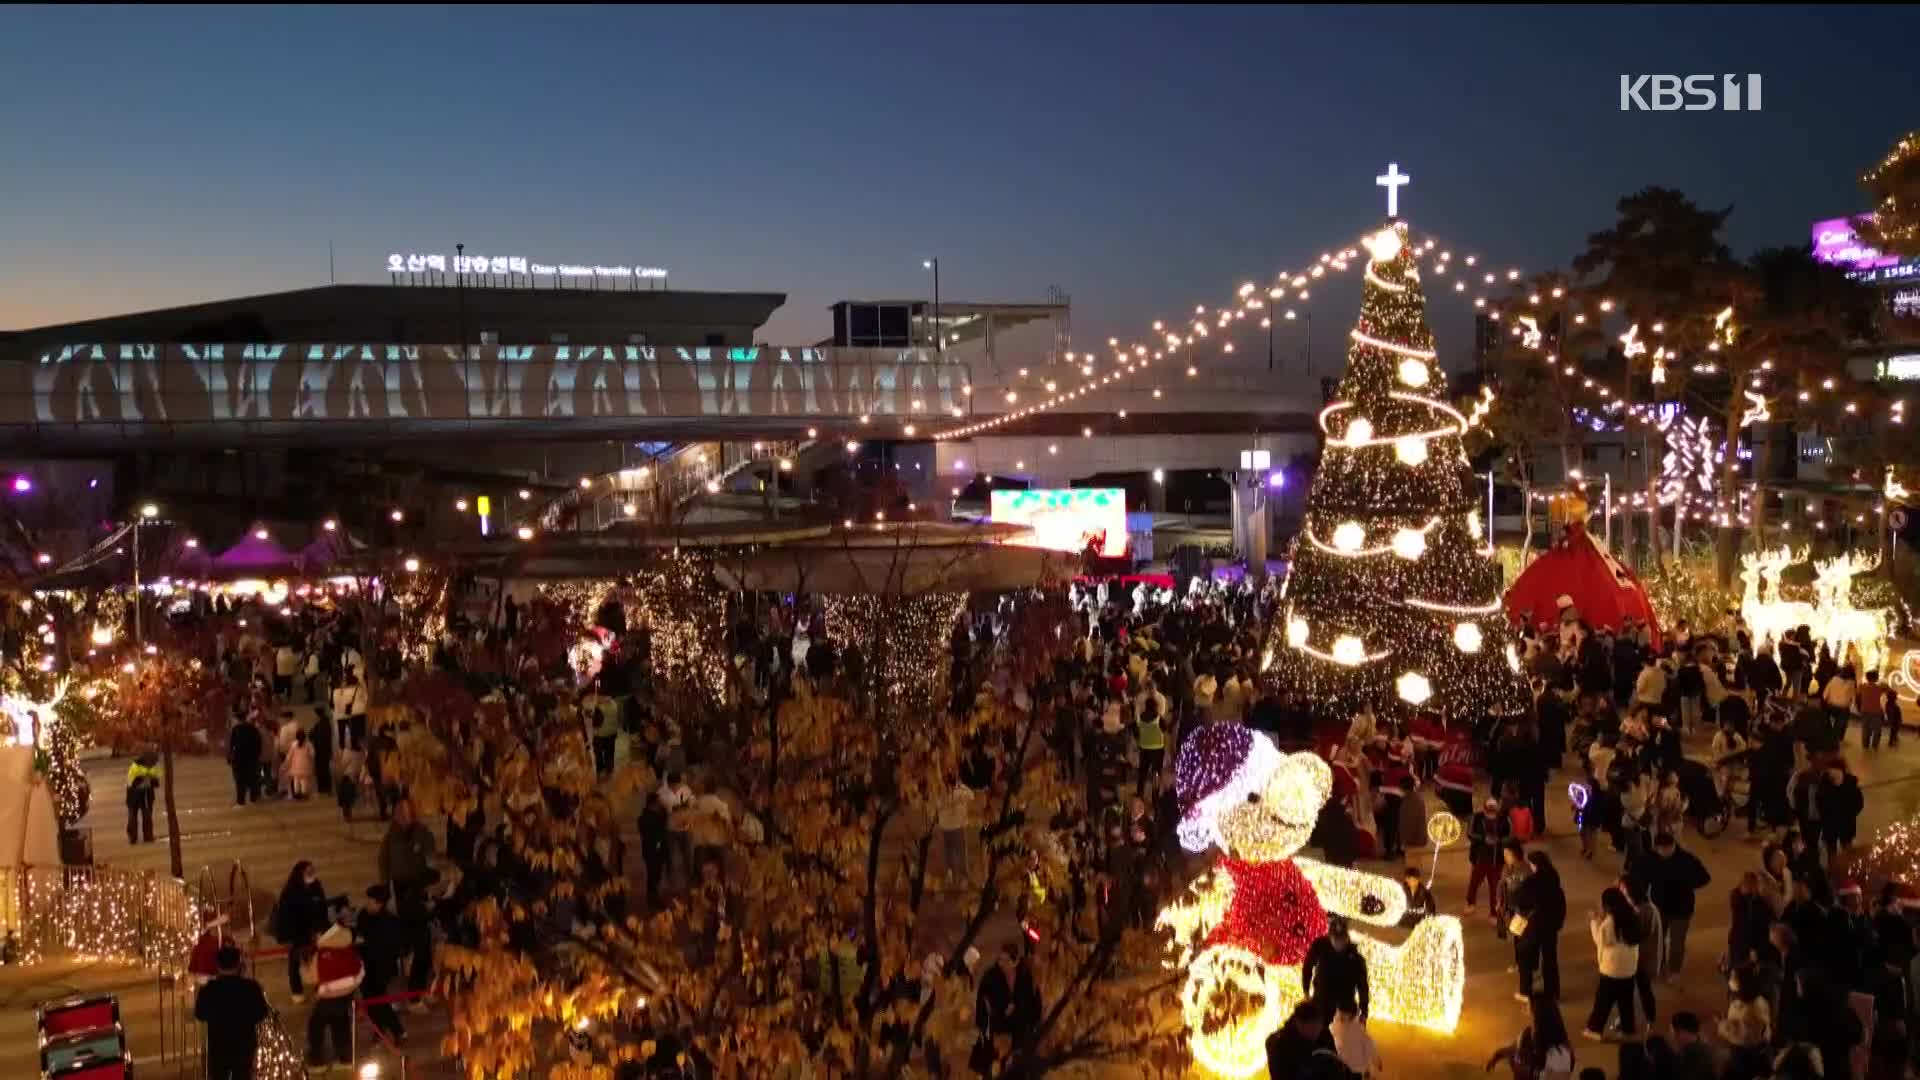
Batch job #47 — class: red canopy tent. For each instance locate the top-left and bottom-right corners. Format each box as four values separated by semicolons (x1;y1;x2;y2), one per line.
1504;522;1663;651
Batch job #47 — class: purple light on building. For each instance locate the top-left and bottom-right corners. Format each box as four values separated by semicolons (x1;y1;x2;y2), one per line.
10;476;31;493
1267;470;1286;489
1812;216;1899;270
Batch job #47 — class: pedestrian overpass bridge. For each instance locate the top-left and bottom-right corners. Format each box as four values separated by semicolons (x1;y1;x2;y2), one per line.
0;341;1319;451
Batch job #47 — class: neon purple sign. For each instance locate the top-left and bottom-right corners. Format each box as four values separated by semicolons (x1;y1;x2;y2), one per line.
1812;216;1899;270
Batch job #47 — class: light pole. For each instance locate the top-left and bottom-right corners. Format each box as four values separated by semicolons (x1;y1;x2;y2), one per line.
1284;310;1313;372
133;503;158;645
922;258;941;353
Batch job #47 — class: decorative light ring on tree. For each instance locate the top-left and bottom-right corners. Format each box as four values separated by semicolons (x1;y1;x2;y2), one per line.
1318;401;1461;447
1365;265;1408;293
1292;632;1391;668
1388;390;1472;428
1305;516;1441;558
1350;329;1437;360
1407;596;1503;615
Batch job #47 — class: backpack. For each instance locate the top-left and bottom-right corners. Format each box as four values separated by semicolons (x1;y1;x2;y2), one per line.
1508;805;1536;843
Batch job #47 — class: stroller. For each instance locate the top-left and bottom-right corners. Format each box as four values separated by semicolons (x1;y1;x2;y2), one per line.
1673;756;1728;838
1711;745;1753;816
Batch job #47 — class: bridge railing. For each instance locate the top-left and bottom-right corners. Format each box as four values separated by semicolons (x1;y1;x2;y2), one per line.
0;344;974;433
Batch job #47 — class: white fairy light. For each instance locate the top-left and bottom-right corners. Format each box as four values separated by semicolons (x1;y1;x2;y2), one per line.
1331;636;1369;666
1396;672;1433;705
1452;622;1484;653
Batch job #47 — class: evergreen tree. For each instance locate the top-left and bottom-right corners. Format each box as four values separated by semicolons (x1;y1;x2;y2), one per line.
1265;222;1528;723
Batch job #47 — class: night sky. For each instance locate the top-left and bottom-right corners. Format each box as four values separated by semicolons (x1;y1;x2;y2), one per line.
3;5;1915;365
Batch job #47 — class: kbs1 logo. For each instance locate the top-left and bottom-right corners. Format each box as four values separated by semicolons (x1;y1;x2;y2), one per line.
1619;74;1762;112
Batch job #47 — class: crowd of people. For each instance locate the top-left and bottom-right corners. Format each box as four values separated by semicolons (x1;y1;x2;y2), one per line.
136;569;1920;1080
1254;596;1912;1080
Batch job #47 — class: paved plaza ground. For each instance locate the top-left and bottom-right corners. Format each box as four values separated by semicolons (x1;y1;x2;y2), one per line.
7;708;1920;1078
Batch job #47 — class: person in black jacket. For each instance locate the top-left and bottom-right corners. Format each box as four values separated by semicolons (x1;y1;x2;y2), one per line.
273;860;329;1002
228;719;263;806
1316;798;1359;869
1266;1001;1340;1079
974;945;1041;1064
1635;833;1711;978
308;705;333;797
1785;968;1864;1080
356;884;407;1043
1302;916;1370;1019
1672;658;1705;735
1750;644;1783;715
1514;851;1567;1001
1748;722;1795;832
639;793;671;910
195;945;269;1080
1466;800;1510;913
1814;763;1864;863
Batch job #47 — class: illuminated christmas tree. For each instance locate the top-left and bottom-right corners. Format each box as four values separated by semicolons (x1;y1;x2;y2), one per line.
1265;220;1528;724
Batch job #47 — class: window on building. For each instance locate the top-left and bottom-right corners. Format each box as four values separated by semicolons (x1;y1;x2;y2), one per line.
627;333;649;346
479;331;499;346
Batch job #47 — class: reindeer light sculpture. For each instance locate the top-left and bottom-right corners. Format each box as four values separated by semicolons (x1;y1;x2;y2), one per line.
1812;551;1892;675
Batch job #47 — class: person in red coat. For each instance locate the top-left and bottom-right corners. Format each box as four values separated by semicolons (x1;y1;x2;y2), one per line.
187;909;235;988
302;901;364;1069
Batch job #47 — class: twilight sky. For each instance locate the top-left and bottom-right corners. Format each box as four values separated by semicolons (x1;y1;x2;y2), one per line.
3;5;1915;361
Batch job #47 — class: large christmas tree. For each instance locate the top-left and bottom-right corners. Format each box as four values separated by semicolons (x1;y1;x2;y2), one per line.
1265;222;1528;724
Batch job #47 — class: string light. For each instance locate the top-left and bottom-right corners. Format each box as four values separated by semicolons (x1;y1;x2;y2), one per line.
822;592;967;718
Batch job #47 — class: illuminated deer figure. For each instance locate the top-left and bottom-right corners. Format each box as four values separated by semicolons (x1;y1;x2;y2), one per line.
1812;551;1892;675
1738;551;1767;639
1745;546;1818;651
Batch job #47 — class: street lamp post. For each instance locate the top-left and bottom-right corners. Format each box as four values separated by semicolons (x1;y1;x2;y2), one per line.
1283;310;1313;372
922;258;941;353
134;503;158;645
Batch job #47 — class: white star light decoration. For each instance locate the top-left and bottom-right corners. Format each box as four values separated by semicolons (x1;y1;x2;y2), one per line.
1517;315;1543;351
1657;411;1717;505
1364;227;1404;263
1453;622;1483;653
1396;671;1433;705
